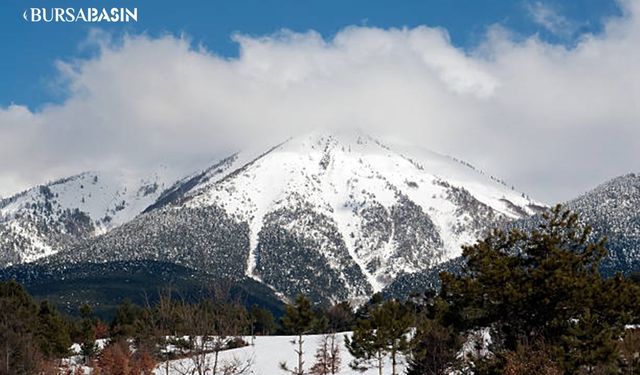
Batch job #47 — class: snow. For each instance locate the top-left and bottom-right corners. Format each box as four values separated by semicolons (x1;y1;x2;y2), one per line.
182;131;542;293
7;221;54;262
458;328;492;360
3;170;156;229
387;141;538;216
69;338;110;355
153;333;405;375
63;339;111;372
60;333;405;375
0;166;181;264
1;129;545;301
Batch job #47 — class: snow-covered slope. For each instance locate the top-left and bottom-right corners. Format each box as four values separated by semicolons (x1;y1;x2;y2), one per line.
64;333;405;375
50;131;541;302
5;131;544;303
505;172;640;275
179;132;542;292
383;173;640;299
0;168;174;266
565;173;640;274
153;333;403;375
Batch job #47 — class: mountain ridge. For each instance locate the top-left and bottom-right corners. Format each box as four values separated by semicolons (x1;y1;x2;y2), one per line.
383;172;640;299
1;130;545;304
0;167;176;266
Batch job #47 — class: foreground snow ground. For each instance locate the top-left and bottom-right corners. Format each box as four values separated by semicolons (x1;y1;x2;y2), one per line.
154;333;404;375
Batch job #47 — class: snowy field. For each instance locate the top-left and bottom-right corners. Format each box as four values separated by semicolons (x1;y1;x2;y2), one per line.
154;333;405;375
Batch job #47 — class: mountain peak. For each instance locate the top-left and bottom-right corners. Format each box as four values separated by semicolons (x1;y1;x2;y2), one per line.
155;131;544;296
1;131;546;303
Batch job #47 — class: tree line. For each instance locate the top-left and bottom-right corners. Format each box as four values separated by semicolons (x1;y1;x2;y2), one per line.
0;277;358;374
273;206;640;374
3;206;640;374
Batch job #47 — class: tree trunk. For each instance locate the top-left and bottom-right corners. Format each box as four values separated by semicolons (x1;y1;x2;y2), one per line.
378;352;383;375
330;335;336;375
197;348;205;375
391;349;397;375
298;334;304;375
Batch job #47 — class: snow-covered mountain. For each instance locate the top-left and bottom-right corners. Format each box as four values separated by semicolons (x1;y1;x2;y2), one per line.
0;168;175;266
184;132;541;285
565;173;640;274
40;131;543;303
383;172;640;299
506;172;640;275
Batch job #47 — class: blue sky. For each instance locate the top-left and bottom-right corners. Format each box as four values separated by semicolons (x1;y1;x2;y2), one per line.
0;0;622;110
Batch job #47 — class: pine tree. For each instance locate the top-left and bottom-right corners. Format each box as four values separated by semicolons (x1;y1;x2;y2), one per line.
280;295;316;375
250;304;276;336
439;205;640;372
110;298;144;338
0;280;43;373
346;299;412;375
36;300;72;359
0;280;76;372
79;304;97;363
406;319;460;375
326;301;355;332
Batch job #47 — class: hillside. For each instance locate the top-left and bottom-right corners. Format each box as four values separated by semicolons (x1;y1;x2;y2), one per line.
40;131;542;304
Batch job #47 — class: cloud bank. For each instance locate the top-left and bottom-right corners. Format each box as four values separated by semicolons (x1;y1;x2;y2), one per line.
1;1;639;203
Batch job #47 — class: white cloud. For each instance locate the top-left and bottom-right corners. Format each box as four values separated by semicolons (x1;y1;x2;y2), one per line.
526;1;577;37
1;1;640;203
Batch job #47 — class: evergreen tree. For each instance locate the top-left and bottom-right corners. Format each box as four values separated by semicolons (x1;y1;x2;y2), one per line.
346;299;412;375
406;319;460;375
280;295;317;375
250;304;276;336
110;298;144;338
325;301;355;332
36;300;72;359
0;280;42;373
440;205;640;373
79;304;98;362
0;280;74;372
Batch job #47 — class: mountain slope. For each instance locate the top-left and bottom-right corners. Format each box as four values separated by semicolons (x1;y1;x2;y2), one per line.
383;172;640;298
565;173;640;274
183;132;541;288
47;131;541;303
0;168;174;266
0;260;284;319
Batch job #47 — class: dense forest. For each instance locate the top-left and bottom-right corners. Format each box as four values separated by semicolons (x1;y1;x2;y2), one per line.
2;206;640;374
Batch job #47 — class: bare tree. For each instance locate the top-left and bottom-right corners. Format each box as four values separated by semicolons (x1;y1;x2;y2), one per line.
171;285;251;375
280;335;307;375
219;356;254;375
310;333;342;375
154;287;177;375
